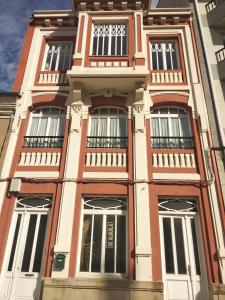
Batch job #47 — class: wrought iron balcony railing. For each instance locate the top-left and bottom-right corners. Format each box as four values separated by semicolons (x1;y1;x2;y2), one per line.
87;136;128;149
23;136;64;148
216;47;225;63
151;137;195;149
206;0;225;13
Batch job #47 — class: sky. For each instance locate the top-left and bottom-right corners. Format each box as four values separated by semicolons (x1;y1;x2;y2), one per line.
0;0;159;92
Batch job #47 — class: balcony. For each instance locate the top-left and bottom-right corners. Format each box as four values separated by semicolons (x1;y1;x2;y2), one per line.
151;137;197;171
67;58;148;91
85;137;128;170
23;136;64;148
206;0;225;26
36;71;68;85
151;137;195;149
18;136;63;167
150;70;184;85
216;47;225;79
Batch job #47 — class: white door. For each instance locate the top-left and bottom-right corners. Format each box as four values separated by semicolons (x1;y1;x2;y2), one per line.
159;199;208;300
0;196;51;300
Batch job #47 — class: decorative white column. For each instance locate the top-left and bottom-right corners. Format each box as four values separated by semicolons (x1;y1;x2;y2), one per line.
133;83;152;281
52;84;83;278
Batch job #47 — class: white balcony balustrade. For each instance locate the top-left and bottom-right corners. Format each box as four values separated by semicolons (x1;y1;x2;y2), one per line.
38;72;67;85
19;151;61;167
85;151;127;168
152;151;196;168
151;70;183;84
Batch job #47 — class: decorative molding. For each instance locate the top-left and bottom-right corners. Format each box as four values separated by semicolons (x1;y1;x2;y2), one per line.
133;103;144;114
71;103;82;113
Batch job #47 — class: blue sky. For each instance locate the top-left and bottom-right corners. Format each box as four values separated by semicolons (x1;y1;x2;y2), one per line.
0;0;158;92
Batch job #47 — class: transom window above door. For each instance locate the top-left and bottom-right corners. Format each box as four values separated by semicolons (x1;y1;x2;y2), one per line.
92;24;128;56
150;40;179;70
42;42;73;72
87;107;127;148
24;107;66;148
79;197;127;275
150;106;194;149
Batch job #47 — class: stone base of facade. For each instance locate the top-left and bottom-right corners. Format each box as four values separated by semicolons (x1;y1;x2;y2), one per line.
210;283;225;300
41;278;164;300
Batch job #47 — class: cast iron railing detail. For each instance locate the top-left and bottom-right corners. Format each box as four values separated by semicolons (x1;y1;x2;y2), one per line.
151;137;195;149
216;47;225;63
206;0;225;13
23;136;64;148
87;136;128;149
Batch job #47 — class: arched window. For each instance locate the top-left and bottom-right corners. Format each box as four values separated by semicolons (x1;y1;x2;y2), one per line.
25;107;66;148
150;106;194;149
87;107;127;148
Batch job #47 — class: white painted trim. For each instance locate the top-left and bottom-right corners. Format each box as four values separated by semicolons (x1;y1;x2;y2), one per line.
153;173;201;181
83;172;128;179
14;171;60;178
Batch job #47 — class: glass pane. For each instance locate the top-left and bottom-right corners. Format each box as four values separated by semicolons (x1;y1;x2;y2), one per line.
84;197;126;210
104;36;109;55
93;37;97;55
152;51;157;70
91;215;103;272
119;118;126;137
32;215;48;272
171;118;180;137
58;118;65;136
48;117;58;136
180;118;190;137
158;51;163;70
116;215;126;273
110;118;117;137
174;218;186;274
21;215;37;272
38;118;48;136
105;215;115;273
160;118;169;136
122;36;127;55
16;197;52;209
80;215;92;272
191;219;201;275
8;214;22;271
117;36;121;55
159;199;197;212
163;218;175;274
29;118;39;136
98;36;103;55
44;51;52;71
172;49;178;69
50;50;57;71
111;36;116;55
166;51;172;70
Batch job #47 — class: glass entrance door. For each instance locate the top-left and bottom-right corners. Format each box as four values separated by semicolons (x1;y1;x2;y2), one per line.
158;199;208;300
0;196;51;300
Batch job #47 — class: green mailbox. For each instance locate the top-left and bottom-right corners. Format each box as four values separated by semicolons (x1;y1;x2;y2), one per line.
54;254;66;271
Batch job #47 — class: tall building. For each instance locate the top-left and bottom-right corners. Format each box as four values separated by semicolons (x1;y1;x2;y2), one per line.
0;0;224;299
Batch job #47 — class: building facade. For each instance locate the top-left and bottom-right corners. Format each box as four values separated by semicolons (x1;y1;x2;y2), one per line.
0;1;224;300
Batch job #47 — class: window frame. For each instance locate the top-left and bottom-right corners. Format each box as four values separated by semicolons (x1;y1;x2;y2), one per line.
41;41;73;72
87;107;128;149
150;40;180;71
150;106;194;149
27;107;66;137
77;196;128;278
90;22;128;57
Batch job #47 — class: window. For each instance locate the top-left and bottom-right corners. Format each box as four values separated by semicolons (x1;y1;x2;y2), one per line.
87;107;127;148
79;197;127;275
151;106;194;149
92;24;128;56
150;41;179;70
43;42;73;71
24;107;66;148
